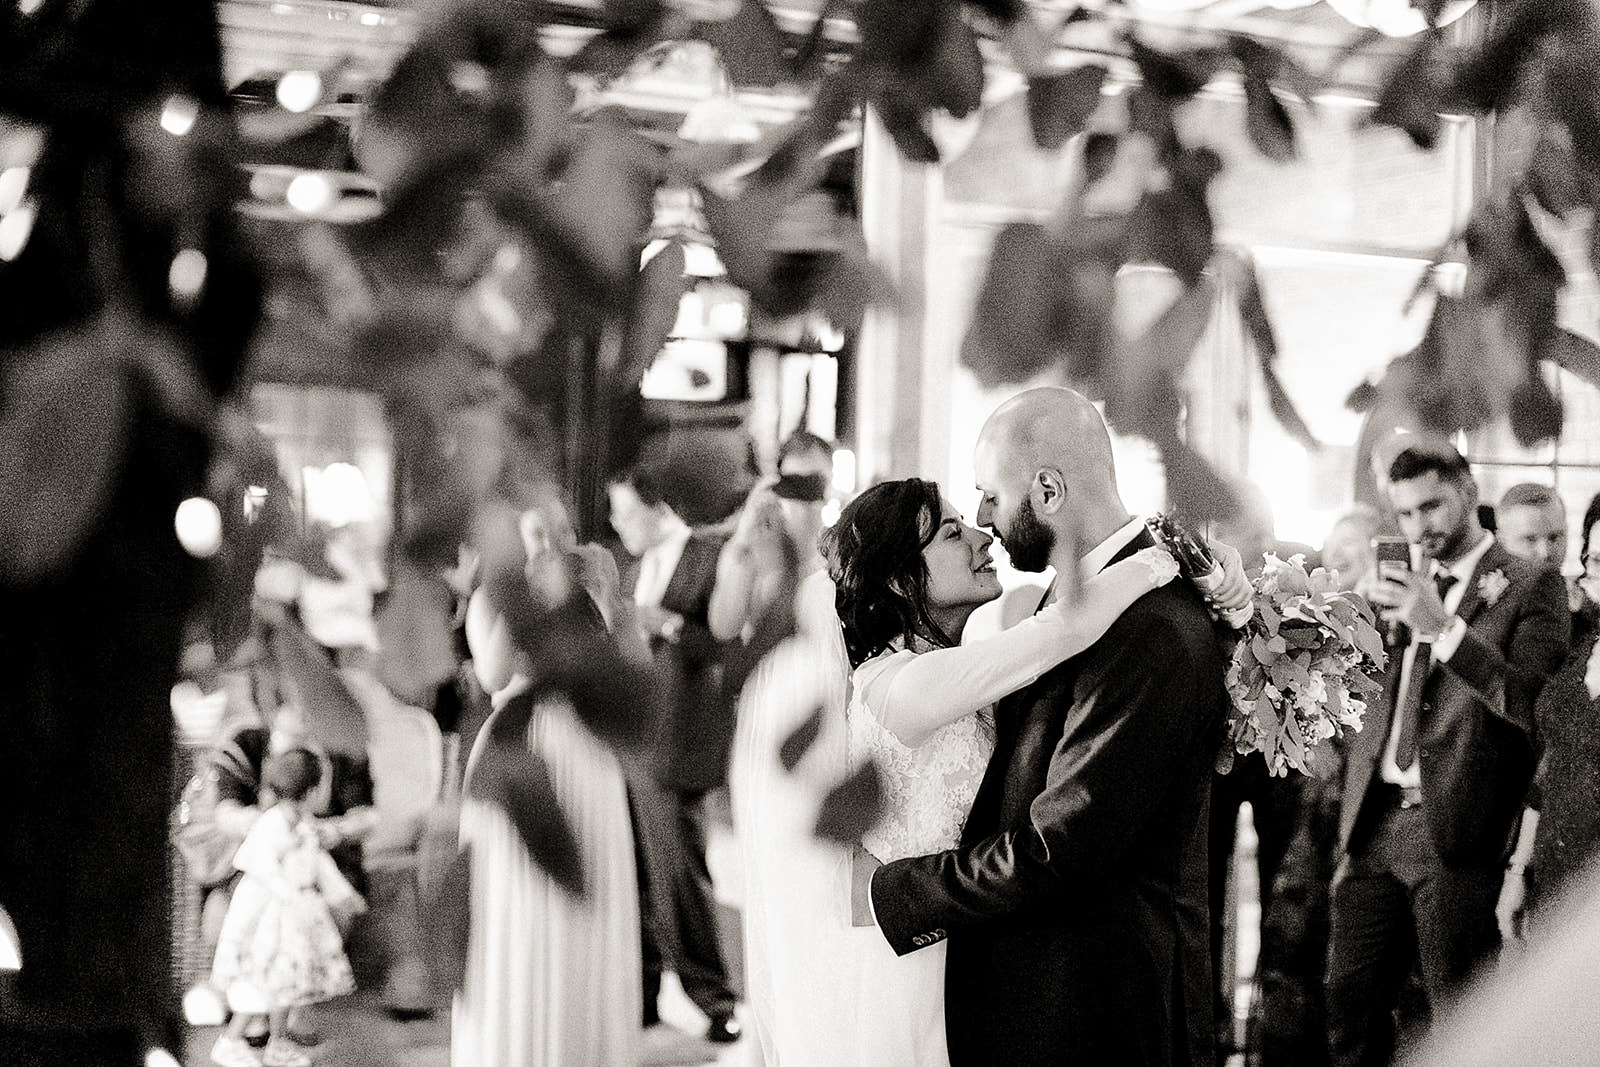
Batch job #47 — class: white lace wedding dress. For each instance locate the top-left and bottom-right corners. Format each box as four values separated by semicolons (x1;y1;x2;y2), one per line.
733;547;1178;1067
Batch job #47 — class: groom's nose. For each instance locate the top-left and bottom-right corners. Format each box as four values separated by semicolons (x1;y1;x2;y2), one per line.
976;498;994;529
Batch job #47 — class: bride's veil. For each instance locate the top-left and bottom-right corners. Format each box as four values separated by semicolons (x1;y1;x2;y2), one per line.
730;566;857;1062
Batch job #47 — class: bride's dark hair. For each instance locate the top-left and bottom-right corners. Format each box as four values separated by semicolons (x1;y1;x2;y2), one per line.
821;478;957;668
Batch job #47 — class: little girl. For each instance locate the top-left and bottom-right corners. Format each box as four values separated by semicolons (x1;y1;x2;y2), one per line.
210;747;363;1067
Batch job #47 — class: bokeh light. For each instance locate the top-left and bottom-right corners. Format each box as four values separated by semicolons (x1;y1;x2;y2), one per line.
159;95;199;137
174;497;223;558
276;70;323;113
0;166;28;215
0;199;36;262
286;172;335;215
168;248;209;301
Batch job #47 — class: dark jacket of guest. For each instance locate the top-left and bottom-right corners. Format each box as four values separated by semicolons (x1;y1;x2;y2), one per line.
212;725;374;893
1338;542;1570;867
651;529;733;793
1529;631;1600;915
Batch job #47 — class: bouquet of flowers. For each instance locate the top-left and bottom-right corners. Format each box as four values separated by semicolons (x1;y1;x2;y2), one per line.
1151;516;1387;778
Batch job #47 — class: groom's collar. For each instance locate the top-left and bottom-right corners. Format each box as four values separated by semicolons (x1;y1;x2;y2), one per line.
1081;516;1147;576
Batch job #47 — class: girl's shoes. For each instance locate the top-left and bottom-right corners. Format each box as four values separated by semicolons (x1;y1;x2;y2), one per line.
262;1038;313;1067
210;1036;262;1067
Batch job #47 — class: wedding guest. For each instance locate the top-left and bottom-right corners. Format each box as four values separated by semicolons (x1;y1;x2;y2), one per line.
1319;506;1382;590
1207;479;1315;1057
452;499;641;1067
1325;442;1569;1067
607;466;742;1042
209;748;362;1067
1251;506;1376;1067
708;431;834;642
1493;483;1567;570
1494;492;1600;937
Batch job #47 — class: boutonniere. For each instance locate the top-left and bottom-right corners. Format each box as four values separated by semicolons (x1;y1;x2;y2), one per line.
1478;569;1510;607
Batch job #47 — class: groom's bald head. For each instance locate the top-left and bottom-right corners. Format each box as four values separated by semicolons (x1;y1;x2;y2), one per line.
974;387;1127;572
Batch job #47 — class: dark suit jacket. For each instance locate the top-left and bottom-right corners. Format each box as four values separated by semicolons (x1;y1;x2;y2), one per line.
1337;541;1569;867
652;529;734;791
870;529;1228;1067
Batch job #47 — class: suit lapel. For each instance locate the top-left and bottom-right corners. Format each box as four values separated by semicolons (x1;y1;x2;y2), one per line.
965;525;1156;845
1454;542;1507;628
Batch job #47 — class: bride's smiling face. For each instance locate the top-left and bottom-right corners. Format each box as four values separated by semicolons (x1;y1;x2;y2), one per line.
921;498;1003;614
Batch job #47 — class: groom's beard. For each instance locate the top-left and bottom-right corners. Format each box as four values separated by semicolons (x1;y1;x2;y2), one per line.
1002;496;1055;573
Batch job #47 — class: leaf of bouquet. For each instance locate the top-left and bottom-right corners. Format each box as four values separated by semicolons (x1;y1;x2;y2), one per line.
790;0;843;81
1508;374;1564;447
1025;65;1108;152
856;0;944;68
1393;298;1497;435
604;0;664;32
814;761;886;845
1125;149;1218;286
1323;27;1388;80
779;706;826;774
959;222;1070;386
1465;197;1565;306
1546;41;1600;173
1242;73;1296;162
0;327;131;585
422;846;472;992
1236;255;1318;448
358;38;494;190
568;22;669;79
1082;131;1120;189
1369;32;1445;150
519;110;660;311
1126;37;1225;102
966;0;1026;21
930;6;987;121
694;0;788;89
1160;437;1239;525
1524;125;1584;219
1229;35;1325;108
1547;328;1600;389
622;241;691;385
1446;0;1579;115
271;618;370;755
374;559;462;707
872;85;942;163
467;698;586;898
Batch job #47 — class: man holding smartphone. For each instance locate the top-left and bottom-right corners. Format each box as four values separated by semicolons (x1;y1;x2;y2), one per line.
1325;441;1569;1067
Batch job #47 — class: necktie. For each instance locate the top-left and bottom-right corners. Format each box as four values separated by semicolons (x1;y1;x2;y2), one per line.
1394;570;1458;772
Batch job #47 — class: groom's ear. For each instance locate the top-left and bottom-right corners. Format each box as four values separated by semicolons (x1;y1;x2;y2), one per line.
1034;468;1067;515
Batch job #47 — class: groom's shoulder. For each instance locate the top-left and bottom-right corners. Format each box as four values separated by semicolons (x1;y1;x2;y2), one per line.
1096;580;1222;662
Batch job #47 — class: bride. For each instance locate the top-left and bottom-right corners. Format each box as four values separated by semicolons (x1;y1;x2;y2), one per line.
731;477;1246;1066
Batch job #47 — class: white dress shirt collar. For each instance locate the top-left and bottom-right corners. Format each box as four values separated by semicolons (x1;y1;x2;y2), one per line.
1081;516;1148;577
1428;531;1494;586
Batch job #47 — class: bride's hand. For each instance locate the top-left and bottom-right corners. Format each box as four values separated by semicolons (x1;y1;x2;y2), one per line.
1197;540;1252;619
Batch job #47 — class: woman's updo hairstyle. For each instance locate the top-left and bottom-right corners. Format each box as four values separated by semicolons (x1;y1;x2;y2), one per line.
821;478;954;668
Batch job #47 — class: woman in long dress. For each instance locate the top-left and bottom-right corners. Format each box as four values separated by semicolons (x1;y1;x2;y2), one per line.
451;503;642;1067
732;478;1246;1066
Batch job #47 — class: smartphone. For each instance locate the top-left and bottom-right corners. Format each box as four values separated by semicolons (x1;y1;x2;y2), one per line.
1372;535;1411;579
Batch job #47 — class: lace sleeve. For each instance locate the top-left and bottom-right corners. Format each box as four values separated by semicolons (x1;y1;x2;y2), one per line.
866;546;1178;746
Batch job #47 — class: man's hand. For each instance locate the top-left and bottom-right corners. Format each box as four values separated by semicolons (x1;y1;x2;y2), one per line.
851;846;882;928
1497;866;1528;942
1197;540;1252;621
1368;568;1453;641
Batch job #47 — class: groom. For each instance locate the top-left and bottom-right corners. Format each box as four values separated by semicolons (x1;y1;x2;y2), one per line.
866;387;1228;1066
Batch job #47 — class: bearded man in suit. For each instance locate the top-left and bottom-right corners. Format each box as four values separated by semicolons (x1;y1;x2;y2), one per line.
868;387;1230;1067
1325;442;1569;1067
